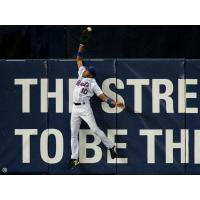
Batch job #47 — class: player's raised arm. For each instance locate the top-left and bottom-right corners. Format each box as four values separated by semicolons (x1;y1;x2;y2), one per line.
76;27;92;69
76;44;85;69
98;93;125;108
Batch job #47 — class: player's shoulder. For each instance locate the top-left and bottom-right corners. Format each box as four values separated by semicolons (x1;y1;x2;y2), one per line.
90;78;99;88
91;78;97;84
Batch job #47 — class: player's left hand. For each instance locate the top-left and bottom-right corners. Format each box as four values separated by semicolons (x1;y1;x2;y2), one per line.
115;101;125;109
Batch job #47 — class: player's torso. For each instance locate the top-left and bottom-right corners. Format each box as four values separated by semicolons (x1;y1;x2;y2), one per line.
73;76;94;103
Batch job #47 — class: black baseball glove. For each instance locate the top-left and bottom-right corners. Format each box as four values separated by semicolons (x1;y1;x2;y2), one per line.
79;28;92;45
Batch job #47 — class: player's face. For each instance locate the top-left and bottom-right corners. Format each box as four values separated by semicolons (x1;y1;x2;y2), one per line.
83;70;93;78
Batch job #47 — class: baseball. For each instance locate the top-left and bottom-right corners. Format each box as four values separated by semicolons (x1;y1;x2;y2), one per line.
87;27;92;32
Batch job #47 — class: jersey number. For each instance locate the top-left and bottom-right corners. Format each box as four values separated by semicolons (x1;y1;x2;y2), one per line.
81;88;88;95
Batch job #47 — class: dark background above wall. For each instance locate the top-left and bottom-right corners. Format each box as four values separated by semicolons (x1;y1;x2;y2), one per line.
0;25;200;59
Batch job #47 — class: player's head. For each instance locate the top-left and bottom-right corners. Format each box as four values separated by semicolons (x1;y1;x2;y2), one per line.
83;66;96;78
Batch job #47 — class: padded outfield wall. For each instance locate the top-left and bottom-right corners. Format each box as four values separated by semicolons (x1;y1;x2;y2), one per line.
0;59;200;174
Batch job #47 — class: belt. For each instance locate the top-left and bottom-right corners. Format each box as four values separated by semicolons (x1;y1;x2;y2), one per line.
74;102;85;105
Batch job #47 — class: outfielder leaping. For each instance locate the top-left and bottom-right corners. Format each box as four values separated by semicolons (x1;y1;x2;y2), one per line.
69;27;125;169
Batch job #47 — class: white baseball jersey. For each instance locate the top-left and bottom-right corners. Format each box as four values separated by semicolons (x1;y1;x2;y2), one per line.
70;66;114;159
73;66;103;103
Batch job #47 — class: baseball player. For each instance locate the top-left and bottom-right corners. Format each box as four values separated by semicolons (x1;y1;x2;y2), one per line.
68;28;124;169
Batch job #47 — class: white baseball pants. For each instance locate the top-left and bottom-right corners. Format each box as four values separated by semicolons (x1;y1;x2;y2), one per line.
70;103;114;159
